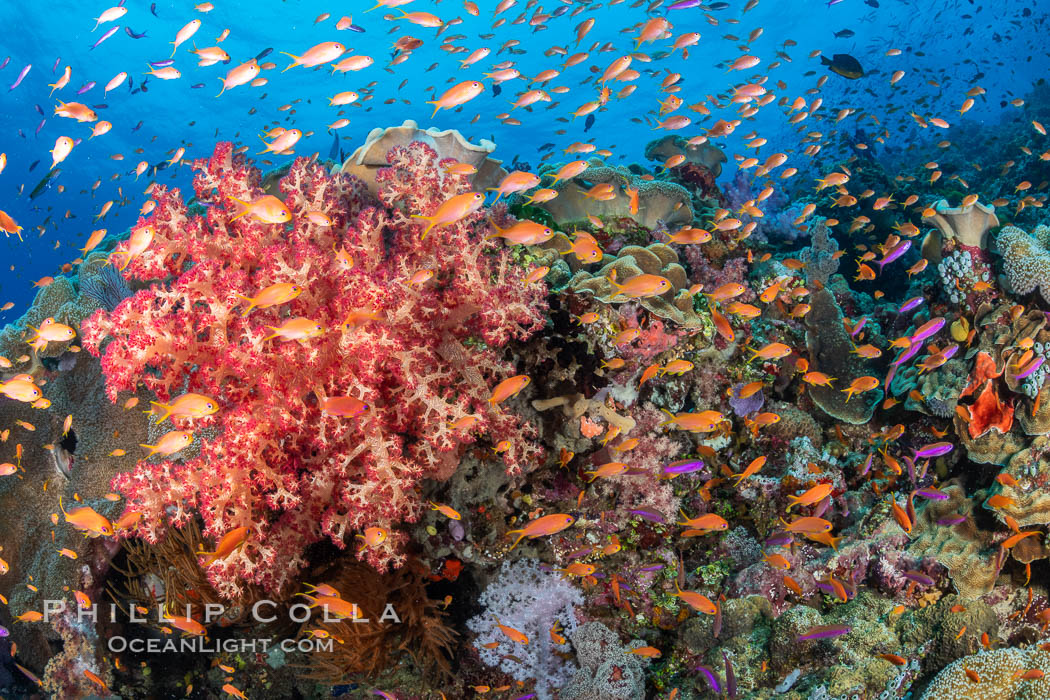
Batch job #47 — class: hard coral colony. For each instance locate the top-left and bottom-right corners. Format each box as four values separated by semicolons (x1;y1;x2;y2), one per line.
0;0;1047;699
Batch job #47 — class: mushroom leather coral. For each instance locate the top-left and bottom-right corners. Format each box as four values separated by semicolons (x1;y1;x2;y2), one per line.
962;379;1014;439
81;141;546;598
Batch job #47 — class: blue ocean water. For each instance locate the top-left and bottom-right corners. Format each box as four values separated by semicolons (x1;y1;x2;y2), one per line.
0;0;1044;316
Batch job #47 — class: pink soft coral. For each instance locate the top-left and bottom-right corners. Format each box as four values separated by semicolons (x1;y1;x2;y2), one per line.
82;141;547;597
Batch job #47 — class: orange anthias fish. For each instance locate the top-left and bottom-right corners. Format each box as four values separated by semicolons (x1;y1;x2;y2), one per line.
199;526;251;566
430;502;462;520
412;192;485;239
779;516;833;534
492;615;529;644
149;393;219;423
506;513;575;549
235;282;303;316
786;483;833;511
842;376;880;402
678;511;729;532
139;430;194;458
59;496;114;537
672;581;717;615
489;375;530;405
608;270;672;299
660;409;725;433
486;220;554;245
228;195;291;224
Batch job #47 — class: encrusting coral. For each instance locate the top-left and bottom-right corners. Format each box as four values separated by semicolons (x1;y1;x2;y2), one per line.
80;140;547;598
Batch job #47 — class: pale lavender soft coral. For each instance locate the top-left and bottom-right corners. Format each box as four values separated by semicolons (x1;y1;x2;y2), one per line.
467;559;584;700
723;171;800;241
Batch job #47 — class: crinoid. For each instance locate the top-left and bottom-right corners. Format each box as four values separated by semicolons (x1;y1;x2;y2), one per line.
292;557;456;683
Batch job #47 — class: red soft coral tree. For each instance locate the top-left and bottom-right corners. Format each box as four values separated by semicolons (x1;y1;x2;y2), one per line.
81;141;547;598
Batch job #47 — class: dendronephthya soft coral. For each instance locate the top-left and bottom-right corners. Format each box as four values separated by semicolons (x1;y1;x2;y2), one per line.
82;140;547;597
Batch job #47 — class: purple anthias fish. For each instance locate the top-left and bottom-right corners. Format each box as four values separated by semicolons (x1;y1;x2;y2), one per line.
878;240;911;271
695;665;723;693
903;570;934;586
0;56;9;70
91;25;120;50
937;514;967;525
798;624;851;641
893;341;922;367
915;486;949;500
723;651;737;699
52;56;60;73
149;59;175;68
849;316;868;338
1014;356;1045;380
76;81;96;95
898;296;924;315
913;441;953;460
765;531;794;547
0;623;8;637
8;63;30;91
910;317;946;345
662;458;704;476
668;0;702;8
860;452;874;476
628;509;665;523
939;344;960;362
638;564;664;572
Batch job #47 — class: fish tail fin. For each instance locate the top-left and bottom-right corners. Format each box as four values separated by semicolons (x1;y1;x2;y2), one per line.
425;101;440;118
506;530;526;550
149;401;174;424
279;52;299;72
234;294;257;317
138;443;157;458
658;407;675;427
227;196;250;222
215;78;228;98
820;55;832;66
483;217;504;240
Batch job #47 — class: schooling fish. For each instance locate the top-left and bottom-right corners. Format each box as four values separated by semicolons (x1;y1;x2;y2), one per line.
125;27;148;39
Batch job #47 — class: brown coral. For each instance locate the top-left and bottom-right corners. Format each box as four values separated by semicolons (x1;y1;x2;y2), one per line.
804;288;879;424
